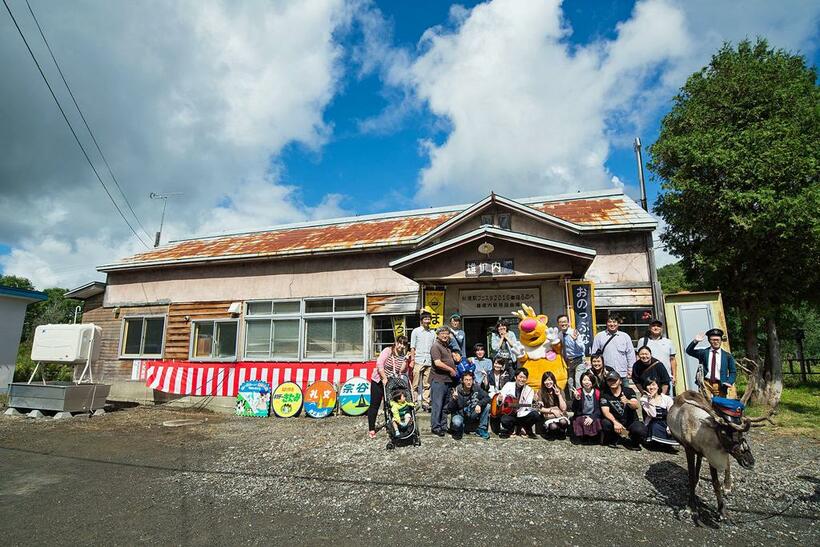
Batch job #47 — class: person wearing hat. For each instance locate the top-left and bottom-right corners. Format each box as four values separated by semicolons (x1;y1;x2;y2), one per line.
599;369;647;450
447;312;466;356
429;326;459;436
686;328;737;398
638;320;678;394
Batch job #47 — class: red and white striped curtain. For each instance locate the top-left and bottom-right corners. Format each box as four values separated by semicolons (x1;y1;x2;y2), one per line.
144;361;377;397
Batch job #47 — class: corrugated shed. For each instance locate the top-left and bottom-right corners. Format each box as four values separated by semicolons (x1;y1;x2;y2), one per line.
105;193;653;270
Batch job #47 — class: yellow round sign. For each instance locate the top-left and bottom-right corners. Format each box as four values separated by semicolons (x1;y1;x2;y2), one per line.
271;382;303;418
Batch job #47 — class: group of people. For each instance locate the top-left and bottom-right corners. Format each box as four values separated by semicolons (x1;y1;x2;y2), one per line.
366;309;737;452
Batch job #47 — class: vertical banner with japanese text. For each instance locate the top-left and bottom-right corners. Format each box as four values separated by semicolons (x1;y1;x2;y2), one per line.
567;280;596;356
391;316;406;338
423;289;445;329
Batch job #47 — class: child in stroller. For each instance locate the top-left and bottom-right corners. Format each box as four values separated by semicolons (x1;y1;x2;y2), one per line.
382;375;421;449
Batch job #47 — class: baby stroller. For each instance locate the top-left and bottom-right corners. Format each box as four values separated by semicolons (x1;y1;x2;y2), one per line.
382;375;421;449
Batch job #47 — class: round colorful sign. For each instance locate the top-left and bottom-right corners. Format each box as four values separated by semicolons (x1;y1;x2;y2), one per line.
339;376;371;416
235;380;271;418
304;380;337;418
271;382;303;418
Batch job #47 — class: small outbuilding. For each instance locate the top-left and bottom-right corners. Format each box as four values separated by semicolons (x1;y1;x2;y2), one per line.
0;285;48;392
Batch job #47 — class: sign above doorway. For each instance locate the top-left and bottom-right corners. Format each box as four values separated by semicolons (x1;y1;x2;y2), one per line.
465;258;514;277
459;287;539;316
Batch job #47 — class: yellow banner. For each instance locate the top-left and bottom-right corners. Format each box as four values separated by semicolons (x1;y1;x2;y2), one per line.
391;316;406;338
423;290;445;328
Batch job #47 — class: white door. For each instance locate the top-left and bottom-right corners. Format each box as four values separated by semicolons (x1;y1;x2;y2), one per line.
675;304;713;391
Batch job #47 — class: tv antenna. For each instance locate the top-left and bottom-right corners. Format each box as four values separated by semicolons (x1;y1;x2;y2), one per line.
149;192;183;247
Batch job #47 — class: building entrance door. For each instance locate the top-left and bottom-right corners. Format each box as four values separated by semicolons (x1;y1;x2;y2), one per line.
463;317;498;355
463;316;521;357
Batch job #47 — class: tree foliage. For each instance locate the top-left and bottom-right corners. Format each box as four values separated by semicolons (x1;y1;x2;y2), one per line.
649;39;820;404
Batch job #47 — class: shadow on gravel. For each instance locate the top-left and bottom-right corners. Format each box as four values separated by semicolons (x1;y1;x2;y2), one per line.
644;461;721;528
1;444;817;525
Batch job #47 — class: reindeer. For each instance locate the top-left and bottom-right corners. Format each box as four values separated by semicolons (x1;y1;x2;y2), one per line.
667;359;775;522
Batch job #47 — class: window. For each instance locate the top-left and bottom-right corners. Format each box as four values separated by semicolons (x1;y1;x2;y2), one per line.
480;214;494;226
120;316;165;358
595;307;654;344
372;315;420;356
244;297;365;360
190;320;238;361
245;300;301;360
497;213;511;230
303;297;366;359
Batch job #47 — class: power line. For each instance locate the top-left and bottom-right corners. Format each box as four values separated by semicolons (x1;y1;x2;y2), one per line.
24;0;152;241
2;0;150;248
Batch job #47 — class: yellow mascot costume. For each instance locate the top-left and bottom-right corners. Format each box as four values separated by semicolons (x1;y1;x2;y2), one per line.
512;304;567;390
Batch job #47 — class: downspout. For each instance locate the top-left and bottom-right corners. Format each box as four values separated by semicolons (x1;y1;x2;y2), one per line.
634;137;665;326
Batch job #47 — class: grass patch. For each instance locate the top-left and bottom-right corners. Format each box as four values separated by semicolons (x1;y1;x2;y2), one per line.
740;375;820;439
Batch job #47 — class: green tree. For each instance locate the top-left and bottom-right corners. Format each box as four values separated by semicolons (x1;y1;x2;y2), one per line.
649;39;820;406
657;262;694;294
0;275;35;290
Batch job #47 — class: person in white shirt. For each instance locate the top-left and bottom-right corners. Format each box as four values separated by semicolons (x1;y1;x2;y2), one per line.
410;311;436;410
496;368;542;438
637;320;678;394
590;315;636;387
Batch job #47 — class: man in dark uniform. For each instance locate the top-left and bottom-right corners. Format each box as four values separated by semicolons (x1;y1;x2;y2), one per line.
685;328;737;398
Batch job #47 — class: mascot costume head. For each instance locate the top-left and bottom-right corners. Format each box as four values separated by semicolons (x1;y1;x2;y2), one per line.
512;304;567;390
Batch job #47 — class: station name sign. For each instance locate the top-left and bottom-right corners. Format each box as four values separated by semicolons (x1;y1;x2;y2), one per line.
465;258;514;277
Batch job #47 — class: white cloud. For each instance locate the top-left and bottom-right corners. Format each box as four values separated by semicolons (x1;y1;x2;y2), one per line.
0;0;354;289
362;0;819;205
393;0;692;204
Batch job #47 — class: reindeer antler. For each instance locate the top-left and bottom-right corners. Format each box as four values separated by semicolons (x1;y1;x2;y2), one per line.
735;357;777;426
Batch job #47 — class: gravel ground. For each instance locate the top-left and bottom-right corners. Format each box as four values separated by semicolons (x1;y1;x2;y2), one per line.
0;405;817;546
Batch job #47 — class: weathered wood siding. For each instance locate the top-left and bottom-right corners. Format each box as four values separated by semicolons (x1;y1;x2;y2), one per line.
81;303;168;383
165;301;235;360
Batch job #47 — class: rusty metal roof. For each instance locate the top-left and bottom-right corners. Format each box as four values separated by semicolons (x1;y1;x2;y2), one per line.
100;190;655;271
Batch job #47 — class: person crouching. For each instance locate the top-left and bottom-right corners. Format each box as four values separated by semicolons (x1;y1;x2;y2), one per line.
447;371;491;440
497;368;542;438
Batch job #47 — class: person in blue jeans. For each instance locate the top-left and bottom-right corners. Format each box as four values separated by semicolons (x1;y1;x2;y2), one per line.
446;371;491;439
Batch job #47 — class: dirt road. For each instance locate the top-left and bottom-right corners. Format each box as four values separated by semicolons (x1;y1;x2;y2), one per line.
0;406;817;545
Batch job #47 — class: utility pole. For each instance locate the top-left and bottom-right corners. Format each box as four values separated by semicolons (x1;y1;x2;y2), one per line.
149;192;183;247
634;137;665;326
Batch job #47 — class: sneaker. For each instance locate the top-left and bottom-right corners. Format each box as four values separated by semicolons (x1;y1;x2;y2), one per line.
625;441;642;451
477;430;490;440
499;431;511;439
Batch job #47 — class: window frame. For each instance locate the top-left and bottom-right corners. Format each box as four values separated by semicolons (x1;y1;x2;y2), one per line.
594;306;653;347
119;315;167;359
188;318;240;362
302;296;366;360
244;299;303;362
370;314;420;357
241;296;367;362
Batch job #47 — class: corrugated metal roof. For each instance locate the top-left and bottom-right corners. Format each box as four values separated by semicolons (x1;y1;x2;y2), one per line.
101;191;655;271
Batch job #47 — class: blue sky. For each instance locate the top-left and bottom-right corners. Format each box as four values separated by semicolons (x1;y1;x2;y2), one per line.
285;0;652;213
1;0;818;288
